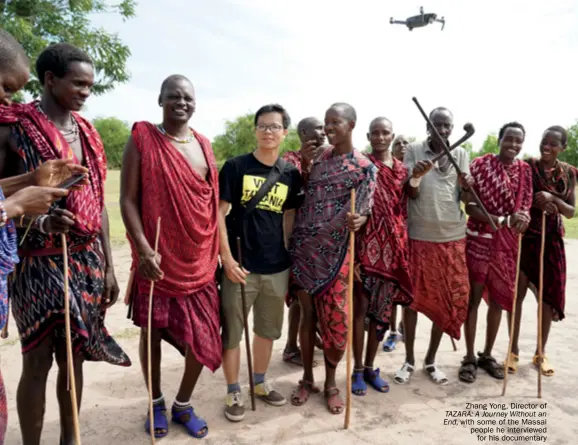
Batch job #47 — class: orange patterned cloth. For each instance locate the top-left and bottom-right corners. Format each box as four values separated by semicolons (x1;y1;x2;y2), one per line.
409;239;470;339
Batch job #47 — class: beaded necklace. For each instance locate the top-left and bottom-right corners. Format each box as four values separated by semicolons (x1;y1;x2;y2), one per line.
157;124;194;144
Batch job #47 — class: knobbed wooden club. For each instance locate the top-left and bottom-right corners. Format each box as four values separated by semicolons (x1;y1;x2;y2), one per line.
411;97;498;231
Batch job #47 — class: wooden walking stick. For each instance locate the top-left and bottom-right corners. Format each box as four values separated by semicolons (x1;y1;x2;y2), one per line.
537;211;546;398
61;233;82;444
344;189;356;430
147;217;162;443
502;233;523;396
236;237;256;411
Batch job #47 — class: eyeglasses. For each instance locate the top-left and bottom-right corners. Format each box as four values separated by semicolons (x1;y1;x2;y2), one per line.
256;124;284;133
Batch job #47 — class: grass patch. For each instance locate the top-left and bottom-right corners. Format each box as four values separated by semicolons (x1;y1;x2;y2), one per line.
105;170;578;242
105;170;126;245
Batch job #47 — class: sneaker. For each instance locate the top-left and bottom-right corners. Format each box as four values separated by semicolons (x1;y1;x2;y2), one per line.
254;381;286;406
224;391;245;422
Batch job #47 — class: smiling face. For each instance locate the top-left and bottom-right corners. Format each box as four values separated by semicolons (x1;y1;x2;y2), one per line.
540;129;566;164
160;77;195;124
367;119;394;155
428;109;453;143
45;61;94;111
324;107;353;146
499;127;525;162
255;111;287;151
0;57;29;105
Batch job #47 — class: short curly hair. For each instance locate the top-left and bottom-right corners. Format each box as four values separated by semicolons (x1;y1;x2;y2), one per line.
35;43;92;85
498;122;525;141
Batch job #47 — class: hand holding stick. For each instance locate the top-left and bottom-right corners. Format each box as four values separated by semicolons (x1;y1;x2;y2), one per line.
344;189;356;430
236;237;256;411
147;217;162;443
411;97;497;231
61;233;82;444
502;233;523;396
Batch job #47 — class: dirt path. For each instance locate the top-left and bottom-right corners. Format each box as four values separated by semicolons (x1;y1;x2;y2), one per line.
1;241;577;444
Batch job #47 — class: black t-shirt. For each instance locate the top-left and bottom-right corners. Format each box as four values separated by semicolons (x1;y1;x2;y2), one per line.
219;153;303;274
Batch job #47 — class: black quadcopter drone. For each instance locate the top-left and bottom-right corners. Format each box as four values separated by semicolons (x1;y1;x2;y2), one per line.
390;6;445;31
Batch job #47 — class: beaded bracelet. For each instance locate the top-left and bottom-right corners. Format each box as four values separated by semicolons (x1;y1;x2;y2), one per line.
0;201;7;228
37;215;49;234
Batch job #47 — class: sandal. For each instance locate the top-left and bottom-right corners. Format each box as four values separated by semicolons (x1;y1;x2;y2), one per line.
283;349;318;367
533;354;554;377
291;380;320;406
394;362;415;384
504;352;519;374
477;352;504;380
424;363;449;385
171;405;208;439
458;357;478;383
144;401;169;438
364;367;389;393
351;370;367;396
324;387;344;415
382;332;402;352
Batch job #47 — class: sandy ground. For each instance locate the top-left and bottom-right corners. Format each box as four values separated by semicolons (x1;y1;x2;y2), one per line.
1;241;577;445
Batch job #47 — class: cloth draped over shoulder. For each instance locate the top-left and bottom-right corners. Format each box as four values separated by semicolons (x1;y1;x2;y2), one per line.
0;101;106;244
1;101;130;367
289;147;376;297
357;155;413;337
128;121;220;298
520;158;576;321
127;121;222;371
466;154;533;312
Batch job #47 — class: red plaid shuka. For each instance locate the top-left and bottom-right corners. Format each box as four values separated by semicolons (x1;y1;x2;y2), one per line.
127;121;222;372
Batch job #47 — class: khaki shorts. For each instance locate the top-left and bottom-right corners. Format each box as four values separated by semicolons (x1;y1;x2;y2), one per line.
221;269;289;350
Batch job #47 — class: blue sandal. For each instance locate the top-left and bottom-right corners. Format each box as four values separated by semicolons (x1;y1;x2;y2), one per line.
364;368;390;393
351;370;367;396
145;402;169;438
172;405;208;439
383;332;401;352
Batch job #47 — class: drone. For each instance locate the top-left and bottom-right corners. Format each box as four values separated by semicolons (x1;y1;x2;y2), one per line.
390;6;445;31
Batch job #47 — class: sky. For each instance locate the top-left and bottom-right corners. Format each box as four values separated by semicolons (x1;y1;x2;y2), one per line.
86;0;578;156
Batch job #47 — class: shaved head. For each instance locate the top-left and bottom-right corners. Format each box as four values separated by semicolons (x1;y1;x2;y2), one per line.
297;116;321;135
369;116;392;132
160;74;193;95
0;28;28;70
429;106;453;120
329;102;357;122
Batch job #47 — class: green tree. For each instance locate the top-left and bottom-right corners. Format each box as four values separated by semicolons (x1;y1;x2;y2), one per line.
558;121;578;167
93;117;130;169
212;112;300;161
467;133;500;160
461;141;473;158
0;0;136;97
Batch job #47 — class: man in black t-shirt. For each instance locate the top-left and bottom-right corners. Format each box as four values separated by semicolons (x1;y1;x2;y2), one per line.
218;103;302;422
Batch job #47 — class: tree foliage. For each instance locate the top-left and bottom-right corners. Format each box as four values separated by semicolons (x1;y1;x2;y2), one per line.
93;116;130;169
558;121;578;167
0;0;136;97
212;112;300;161
467;133;500;160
